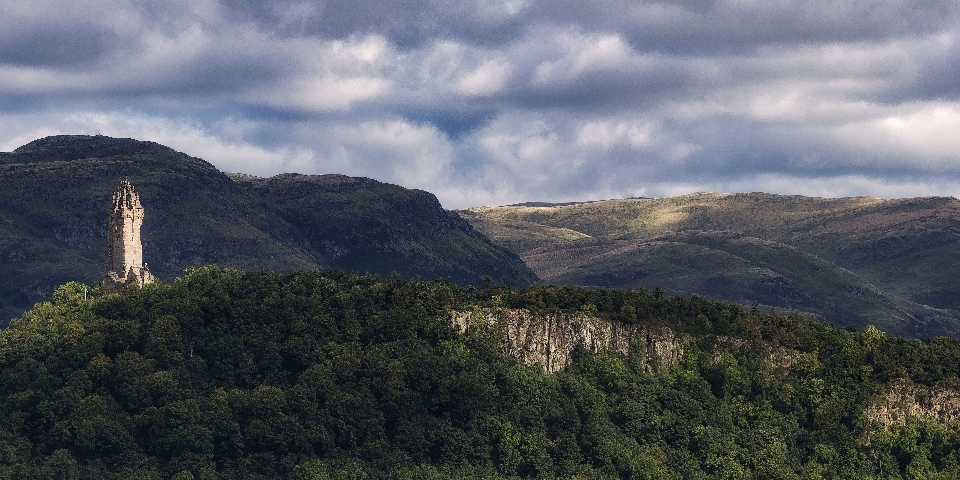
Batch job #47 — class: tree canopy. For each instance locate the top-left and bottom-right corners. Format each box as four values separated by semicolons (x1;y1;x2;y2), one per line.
1;267;960;478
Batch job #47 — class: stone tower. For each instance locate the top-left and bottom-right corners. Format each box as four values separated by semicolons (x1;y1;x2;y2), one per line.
104;178;154;294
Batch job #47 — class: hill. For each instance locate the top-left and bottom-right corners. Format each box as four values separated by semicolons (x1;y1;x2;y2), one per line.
0;135;535;324
460;193;960;338
3;268;960;477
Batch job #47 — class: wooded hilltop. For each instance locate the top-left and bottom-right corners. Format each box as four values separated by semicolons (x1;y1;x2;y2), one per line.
3;267;960;478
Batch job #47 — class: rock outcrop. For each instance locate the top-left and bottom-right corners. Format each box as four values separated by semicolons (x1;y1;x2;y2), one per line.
450;308;682;373
866;379;960;427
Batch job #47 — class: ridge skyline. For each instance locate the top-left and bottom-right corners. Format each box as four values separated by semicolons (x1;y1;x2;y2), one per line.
4;134;960;338
4;134;947;210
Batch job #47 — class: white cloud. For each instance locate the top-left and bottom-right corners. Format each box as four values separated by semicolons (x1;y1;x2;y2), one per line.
299;119;456;189
830;103;960;168
457;60;512;97
250;35;395;111
576;120;654;151
262;76;393;112
530;30;638;86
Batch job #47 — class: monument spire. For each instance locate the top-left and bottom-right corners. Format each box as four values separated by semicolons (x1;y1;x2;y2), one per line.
104;178;154;294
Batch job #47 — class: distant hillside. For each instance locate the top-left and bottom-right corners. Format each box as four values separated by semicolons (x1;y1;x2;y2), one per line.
0;135;535;325
460;193;960;338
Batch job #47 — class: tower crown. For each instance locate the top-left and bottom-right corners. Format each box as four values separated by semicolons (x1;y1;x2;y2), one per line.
111;178;143;213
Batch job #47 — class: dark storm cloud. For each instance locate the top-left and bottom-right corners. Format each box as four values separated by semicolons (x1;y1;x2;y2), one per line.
217;0;528;47
887;33;960;102
0;24;118;68
514;62;693;112
404;107;498;139
215;0;960;52
533;0;960;52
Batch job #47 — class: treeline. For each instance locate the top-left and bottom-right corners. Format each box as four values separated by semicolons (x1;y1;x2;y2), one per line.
1;267;960;478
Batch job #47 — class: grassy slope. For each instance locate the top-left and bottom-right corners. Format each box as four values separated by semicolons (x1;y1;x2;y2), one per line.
460;193;960;337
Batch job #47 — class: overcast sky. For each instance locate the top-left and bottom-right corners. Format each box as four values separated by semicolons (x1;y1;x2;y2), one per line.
3;0;960;208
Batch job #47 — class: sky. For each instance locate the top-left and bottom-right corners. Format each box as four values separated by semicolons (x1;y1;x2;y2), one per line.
2;0;960;208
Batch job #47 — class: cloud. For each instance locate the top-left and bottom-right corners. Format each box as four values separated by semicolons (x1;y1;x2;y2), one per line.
0;0;130;67
576;120;651;150
303;119;456;188
457;60;512;97
1;0;959;209
830;103;960;169
249;35;394;111
0;110;312;175
215;0;529;47
532;0;960;52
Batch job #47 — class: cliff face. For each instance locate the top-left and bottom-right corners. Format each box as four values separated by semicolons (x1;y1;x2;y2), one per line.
866;379;960;428
450;308;960;437
450;308;682;373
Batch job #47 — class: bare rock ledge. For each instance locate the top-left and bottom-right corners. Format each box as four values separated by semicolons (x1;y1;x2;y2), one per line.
450;308;682;373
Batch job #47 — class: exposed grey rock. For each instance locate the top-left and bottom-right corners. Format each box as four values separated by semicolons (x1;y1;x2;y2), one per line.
451;308;682;373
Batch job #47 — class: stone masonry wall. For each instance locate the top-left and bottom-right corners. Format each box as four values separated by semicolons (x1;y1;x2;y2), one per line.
104;179;154;294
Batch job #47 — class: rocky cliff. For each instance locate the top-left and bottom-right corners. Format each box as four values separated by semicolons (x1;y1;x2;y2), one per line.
450;308;682;373
450;307;960;438
866;379;960;428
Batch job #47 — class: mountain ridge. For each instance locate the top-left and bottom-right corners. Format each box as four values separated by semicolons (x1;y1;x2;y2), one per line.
5;134;960;339
0;135;535;325
461;192;960;338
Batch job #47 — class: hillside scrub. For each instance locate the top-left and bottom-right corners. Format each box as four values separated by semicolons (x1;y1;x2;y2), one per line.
461;194;960;338
1;267;960;478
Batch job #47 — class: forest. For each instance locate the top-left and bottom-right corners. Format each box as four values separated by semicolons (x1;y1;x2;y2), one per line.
2;266;960;478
